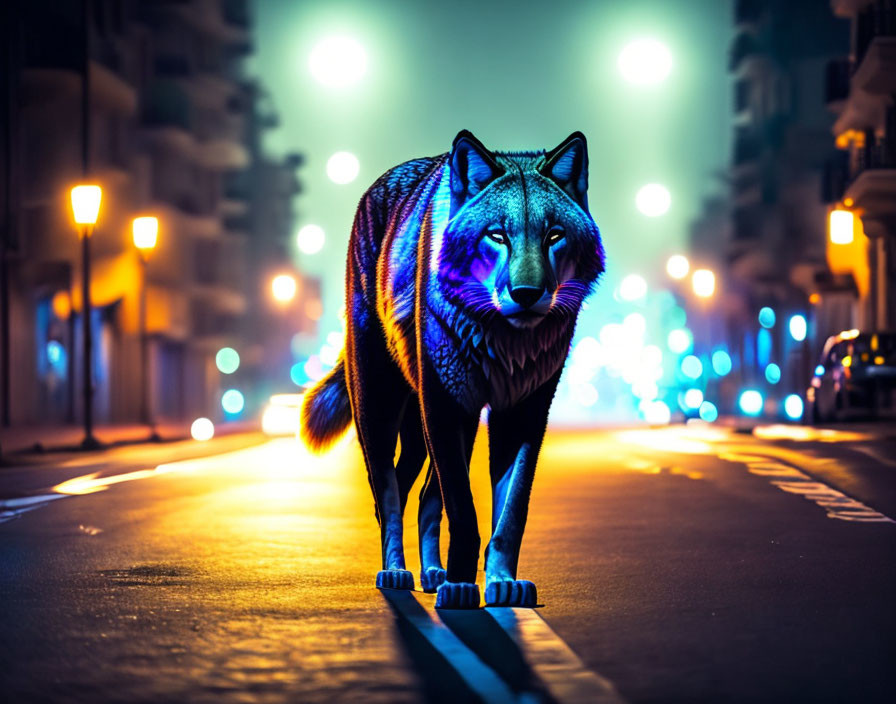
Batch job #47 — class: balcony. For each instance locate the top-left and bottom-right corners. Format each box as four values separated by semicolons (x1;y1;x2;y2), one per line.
852;37;896;95
142;80;190;131
855;2;896;67
824;58;851;109
845;137;896;216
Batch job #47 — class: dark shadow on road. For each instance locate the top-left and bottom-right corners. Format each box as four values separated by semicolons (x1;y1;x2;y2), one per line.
381;590;483;703
436;607;556;703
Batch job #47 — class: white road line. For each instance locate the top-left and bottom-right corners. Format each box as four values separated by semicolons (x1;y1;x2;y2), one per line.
486;607;627;704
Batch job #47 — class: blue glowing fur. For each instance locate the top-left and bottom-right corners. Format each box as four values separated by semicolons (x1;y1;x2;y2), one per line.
301;131;604;608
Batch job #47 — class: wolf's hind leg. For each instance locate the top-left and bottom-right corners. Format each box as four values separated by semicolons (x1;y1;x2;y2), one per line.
346;305;414;590
395;402;446;593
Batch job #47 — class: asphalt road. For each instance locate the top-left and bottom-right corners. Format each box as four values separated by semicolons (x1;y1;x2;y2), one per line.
1;423;894;703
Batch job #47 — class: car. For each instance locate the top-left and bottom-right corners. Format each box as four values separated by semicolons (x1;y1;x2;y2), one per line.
261;393;304;436
807;330;896;423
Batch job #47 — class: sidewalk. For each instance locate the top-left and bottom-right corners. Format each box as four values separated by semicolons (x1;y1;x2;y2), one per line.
0;419;259;457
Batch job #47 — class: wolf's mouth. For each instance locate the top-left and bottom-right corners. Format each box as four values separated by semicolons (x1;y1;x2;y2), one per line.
506;310;546;328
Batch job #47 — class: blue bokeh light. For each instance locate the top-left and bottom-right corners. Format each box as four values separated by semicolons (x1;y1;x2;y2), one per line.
739;389;764;416
814;364;825;376
681;355;703;379
712;350;732;376
765;363;781;384
221;389;245;414
699;401;719;422
784;394;804;420
789;314;807;342
290;362;309;387
758;307;776;328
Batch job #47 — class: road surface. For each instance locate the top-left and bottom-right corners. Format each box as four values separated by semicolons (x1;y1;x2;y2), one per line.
1;423;894;702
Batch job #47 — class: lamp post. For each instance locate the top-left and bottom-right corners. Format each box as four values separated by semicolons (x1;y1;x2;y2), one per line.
132;216;158;439
70;185;102;449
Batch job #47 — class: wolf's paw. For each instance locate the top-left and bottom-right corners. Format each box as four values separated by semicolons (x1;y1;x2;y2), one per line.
435;581;480;609
376;569;415;590
420;567;447;593
484;579;537;607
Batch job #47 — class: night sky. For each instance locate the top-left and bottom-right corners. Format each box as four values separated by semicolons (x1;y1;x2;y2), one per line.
250;0;732;338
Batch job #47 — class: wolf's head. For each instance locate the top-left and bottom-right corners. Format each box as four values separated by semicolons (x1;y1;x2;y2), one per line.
438;130;604;330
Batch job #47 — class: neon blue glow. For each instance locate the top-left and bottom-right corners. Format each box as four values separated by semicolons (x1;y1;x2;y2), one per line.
712;350;732;376
739;389;764;416
290;362;309;386
221;389;245;414
47;340;64;366
784;394;804;420
681;355;703;379
758;307;776;328
789;314;807;342
667;305;687;329
757;328;772;368
699;401;718;422
765;363;781;384
814;364;825;376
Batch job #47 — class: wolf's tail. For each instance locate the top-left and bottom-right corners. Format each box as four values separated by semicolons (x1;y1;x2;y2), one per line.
300;357;353;452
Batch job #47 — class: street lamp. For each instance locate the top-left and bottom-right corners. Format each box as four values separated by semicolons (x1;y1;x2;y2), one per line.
70;184;102;449
132;216;159;439
271;273;298;303
692;269;716;298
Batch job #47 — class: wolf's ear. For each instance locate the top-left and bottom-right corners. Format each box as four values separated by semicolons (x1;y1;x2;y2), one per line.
541;132;589;209
450;130;503;215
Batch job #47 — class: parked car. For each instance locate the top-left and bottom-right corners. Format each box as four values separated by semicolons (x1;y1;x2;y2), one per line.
261;393;304;436
807;330;896;422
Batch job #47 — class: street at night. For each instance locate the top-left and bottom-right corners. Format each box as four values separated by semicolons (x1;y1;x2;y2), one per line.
2;423;894;703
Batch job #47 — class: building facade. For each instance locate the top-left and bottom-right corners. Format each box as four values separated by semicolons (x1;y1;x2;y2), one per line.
709;0;850;415
0;0;311;433
823;0;896;335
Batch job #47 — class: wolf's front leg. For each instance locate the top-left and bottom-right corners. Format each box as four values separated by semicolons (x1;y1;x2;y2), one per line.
419;365;481;608
485;371;561;607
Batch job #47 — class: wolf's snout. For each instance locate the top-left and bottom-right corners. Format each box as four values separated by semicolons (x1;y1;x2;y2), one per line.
508;285;545;310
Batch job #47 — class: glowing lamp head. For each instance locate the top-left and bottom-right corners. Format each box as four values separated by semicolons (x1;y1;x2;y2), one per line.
71;185;102;226
666;254;689;279
692;269;715;298
132;216;158;253
309;36;368;89
635;184;671;217
271;274;298;303
617;38;673;85
326;151;360;184
190;417;215;441
829;209;854;245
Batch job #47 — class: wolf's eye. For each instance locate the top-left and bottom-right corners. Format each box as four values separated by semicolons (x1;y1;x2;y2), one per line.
545;226;565;246
486;229;507;245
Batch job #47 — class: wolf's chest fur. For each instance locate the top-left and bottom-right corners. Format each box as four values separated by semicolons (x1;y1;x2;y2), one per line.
370;161;574;411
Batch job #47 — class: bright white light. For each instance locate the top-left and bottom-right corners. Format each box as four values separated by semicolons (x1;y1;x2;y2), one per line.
271;274;298;303
319;344;340;367
635;184;671;217
784;394;804;420
644;400;672;425
641;345;663;369
692;269;716;298
666;255;689;279
221;389;245;414
296;224;325;255
132;216;158;251
573;336;602;367
70;185;102;225
190;417;215;441
308;36;368;89
327;151;360;184
668;328;692;354
573;382;599;407
326;331;345;349
623;312;647;338
739;390;764;416
617;38;673;86
684;389;704;409
829;209;854;245
789;314;807;342
619;274;648;301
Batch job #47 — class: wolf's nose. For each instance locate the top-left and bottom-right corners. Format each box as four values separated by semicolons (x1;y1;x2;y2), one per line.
509;285;544;310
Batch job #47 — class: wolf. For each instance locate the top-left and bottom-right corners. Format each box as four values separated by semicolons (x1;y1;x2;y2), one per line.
301;130;604;609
